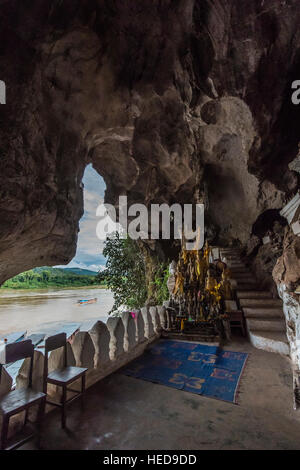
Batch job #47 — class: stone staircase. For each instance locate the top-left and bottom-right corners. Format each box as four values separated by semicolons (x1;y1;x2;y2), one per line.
220;248;289;356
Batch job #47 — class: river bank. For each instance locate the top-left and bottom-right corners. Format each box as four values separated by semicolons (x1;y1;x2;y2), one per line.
1;266;105;289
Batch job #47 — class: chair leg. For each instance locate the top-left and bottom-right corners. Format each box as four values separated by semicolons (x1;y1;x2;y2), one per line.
24;408;29;425
241;320;246;337
61;385;67;429
36;397;46;449
81;374;86;409
1;414;9;450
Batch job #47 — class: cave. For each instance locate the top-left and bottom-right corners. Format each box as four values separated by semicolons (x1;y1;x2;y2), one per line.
1;1;299;282
0;0;300;452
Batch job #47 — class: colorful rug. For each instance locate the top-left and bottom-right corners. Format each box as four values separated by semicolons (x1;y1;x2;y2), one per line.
121;340;248;403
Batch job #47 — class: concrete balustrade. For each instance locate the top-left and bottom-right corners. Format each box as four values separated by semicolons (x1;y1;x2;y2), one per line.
149;306;161;335
133;309;145;343
17;350;45;392
88;320;111;369
141;306;155;339
0;367;13;435
157;305;167;329
0;365;12;396
106;317;125;361
49;342;76;371
162;302;172;329
16;343;75;395
121;312;137;352
71;331;95;369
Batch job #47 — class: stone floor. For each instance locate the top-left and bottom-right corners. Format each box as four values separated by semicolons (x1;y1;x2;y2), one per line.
22;337;300;450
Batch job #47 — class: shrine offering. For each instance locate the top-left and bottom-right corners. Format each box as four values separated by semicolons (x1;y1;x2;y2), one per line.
170;239;232;337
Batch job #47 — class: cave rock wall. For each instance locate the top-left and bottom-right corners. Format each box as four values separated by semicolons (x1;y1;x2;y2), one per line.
273;230;300;377
0;0;299;283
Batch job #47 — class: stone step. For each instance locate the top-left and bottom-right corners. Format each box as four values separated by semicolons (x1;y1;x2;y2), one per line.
239;298;282;308
227;258;244;262
236;278;257;284
232;278;257;285
236;283;258;290
225;260;246;268
231;273;254;279
243;307;283;318
236;277;257;283
229;265;248;270
220;247;240;251
246;317;286;332
228;267;247;272
248;330;289;356
236;277;257;290
237;290;273;299
220;248;240;253
223;254;241;258
221;254;241;259
229;269;251;275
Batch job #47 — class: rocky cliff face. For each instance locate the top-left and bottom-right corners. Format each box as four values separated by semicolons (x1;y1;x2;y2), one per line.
0;0;299;283
273;229;300;394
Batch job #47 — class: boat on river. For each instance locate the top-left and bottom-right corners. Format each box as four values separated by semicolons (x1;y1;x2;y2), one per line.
77;298;98;305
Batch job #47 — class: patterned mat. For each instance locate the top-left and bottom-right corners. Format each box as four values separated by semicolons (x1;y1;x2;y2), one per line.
121;340;248;403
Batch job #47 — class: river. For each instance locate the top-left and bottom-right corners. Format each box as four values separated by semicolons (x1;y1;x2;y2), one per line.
0;287;115;336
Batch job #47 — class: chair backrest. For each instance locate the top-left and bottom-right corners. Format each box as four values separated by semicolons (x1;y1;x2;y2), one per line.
43;333;67;393
45;332;67;353
0;339;34;387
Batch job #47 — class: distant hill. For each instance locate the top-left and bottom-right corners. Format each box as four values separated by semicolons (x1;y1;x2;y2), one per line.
63;267;98;276
2;266;105;289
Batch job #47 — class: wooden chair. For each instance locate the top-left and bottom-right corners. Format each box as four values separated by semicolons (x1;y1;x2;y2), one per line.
0;339;46;450
224;300;246;337
228;311;246;336
43;333;87;429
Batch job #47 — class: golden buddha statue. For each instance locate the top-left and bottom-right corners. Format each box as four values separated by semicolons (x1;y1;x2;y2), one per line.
221;268;232;300
205;270;217;291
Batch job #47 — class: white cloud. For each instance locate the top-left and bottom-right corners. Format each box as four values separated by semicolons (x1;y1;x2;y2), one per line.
59;260;105;272
58;164;109;270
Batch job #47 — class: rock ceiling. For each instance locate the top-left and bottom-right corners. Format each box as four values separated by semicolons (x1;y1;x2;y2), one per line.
0;0;299;283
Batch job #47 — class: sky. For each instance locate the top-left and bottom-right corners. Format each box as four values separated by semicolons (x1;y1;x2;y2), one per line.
57;164;108;273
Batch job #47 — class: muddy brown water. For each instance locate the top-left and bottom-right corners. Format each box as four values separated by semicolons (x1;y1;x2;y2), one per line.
0;287;114;336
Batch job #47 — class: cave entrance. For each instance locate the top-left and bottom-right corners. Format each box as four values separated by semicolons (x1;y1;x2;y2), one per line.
0;164;115;338
64;164;107;275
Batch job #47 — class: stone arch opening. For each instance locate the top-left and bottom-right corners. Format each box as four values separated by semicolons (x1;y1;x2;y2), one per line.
63;163;107;274
252;209;287;239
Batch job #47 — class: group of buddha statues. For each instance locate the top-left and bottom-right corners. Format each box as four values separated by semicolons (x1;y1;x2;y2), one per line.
171;240;232;330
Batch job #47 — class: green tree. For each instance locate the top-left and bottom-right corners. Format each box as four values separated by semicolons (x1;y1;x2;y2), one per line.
97;233;147;312
42;271;49;282
152;263;169;304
